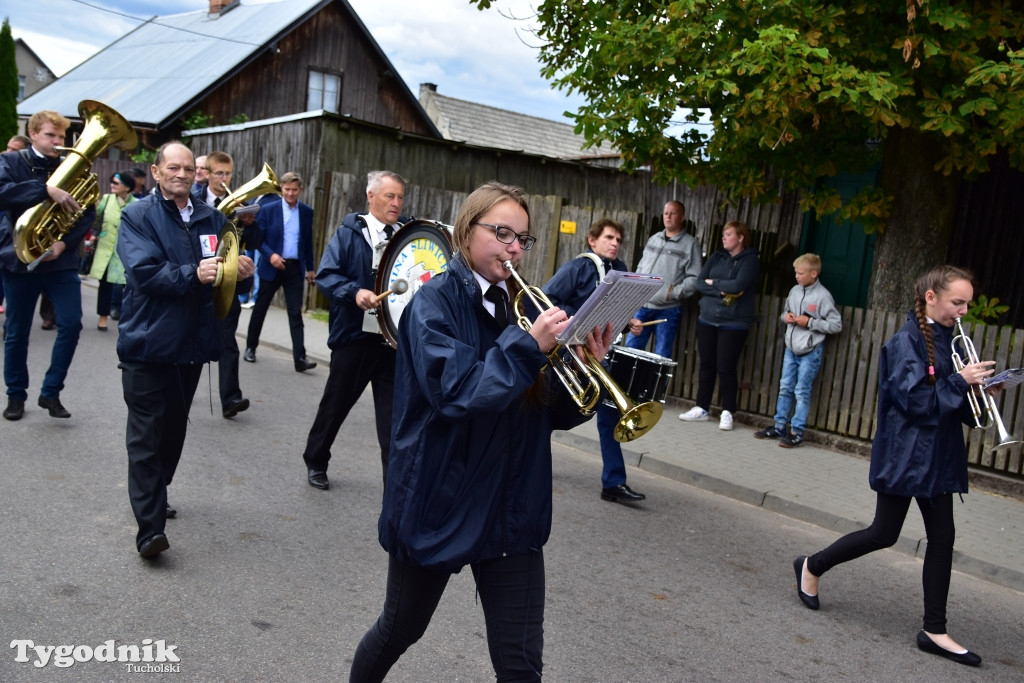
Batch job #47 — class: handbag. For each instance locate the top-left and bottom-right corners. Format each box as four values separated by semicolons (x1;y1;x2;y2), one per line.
80;194;109;275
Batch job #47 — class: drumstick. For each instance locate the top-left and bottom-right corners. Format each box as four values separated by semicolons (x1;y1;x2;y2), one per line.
375;278;409;302
639;318;668;327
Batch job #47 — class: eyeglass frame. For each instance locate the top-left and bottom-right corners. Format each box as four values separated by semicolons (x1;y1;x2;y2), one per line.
474;222;537;250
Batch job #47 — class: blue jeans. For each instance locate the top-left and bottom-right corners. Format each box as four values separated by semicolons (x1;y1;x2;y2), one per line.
596;401;626;488
772;345;824;435
239;249;261;302
2;269;83;400
625;305;681;358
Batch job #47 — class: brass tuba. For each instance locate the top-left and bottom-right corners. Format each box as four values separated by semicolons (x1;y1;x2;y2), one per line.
211;162;281;318
502;260;663;442
15;100;138;268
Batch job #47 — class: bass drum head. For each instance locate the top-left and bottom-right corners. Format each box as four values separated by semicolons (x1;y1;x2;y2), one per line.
374;219;454;348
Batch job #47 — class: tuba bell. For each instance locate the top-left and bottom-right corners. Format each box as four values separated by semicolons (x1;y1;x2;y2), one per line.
15;100;138;267
211;162;281;318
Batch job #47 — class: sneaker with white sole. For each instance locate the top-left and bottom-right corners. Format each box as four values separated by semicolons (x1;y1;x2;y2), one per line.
719;410;734;431
678;406;709;422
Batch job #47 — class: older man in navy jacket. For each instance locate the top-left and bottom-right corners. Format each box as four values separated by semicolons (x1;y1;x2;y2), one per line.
118;141;254;558
243;171;316;371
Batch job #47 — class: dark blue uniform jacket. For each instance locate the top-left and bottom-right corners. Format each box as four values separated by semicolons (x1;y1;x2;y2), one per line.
378;253;590;572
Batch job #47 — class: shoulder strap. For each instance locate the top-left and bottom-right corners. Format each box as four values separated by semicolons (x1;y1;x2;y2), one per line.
575;252;606;286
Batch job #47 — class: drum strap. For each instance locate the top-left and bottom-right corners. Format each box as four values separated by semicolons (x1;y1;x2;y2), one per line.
576;252;606;287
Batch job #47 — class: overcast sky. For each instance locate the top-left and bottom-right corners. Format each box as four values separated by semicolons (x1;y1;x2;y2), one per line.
7;0;586;123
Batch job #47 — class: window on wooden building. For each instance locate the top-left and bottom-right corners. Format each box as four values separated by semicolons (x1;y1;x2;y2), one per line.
307;69;341;113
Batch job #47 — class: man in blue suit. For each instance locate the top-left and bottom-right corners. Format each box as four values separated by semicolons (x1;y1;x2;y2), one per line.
243;172;317;372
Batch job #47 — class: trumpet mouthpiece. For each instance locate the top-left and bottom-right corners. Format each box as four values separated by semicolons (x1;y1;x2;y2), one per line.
502;260;514;271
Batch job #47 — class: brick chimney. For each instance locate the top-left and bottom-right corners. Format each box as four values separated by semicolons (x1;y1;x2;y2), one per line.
209;0;234;15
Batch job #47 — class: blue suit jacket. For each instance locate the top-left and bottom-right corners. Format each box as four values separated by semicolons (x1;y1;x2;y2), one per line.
255;195;314;281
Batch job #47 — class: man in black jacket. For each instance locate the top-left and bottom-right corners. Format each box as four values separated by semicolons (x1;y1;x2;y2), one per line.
117;141;254;558
0;111;93;421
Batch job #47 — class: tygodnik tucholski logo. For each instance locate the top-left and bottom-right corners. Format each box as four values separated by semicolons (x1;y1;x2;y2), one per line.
10;638;181;671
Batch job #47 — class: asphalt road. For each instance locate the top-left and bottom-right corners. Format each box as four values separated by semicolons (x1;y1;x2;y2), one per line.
1;292;1023;681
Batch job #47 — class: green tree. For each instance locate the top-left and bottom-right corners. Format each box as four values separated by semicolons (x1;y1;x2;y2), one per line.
0;18;18;143
472;0;1024;310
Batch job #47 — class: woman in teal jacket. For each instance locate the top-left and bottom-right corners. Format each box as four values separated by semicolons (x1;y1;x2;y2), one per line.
89;171;135;330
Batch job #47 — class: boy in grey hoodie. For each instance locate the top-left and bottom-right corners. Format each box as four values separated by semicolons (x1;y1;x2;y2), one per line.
755;254;842;447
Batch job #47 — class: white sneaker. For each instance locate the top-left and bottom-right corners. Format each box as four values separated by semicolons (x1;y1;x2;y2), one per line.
678;406;709;422
240;300;255;309
719;410;734;431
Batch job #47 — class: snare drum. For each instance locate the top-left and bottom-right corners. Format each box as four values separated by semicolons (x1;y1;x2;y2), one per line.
373;219;454;348
605;346;677;405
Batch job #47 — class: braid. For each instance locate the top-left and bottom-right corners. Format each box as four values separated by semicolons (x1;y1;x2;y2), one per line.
914;295;937;385
913;264;975;386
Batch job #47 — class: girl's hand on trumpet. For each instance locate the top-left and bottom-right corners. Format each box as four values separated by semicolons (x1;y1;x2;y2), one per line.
958;359;995;386
529;305;570;354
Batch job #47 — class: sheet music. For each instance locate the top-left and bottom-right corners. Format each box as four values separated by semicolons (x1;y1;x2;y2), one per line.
556;270;662;346
983;367;1024;389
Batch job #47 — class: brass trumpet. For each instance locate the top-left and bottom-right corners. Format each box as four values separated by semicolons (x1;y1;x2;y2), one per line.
502;260;662;442
951;317;1021;450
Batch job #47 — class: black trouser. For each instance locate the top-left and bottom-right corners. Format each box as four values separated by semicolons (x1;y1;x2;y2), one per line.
245;261;306;361
807;491;955;634
96;277;118;317
350;550;545;683
218;295;243;409
302;340;394;482
121;362;203;548
695;322;749;413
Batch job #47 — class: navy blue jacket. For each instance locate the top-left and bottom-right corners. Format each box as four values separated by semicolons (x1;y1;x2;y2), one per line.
315;211;409;349
695;247;760;328
543;251;627;316
869;313;974;498
116;193;227;365
378;253;590;572
255;195;314;281
0;149;94;274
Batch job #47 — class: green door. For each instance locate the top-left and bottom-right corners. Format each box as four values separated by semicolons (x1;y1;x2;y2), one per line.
800;170;878;308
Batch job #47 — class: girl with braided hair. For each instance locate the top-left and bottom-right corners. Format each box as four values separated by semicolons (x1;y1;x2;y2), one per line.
792;265;997;667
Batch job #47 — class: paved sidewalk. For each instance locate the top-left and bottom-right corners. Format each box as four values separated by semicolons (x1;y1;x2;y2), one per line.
245;300;1024;593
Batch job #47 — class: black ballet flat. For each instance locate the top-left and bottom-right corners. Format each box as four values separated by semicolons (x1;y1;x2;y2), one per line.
916;630;981;667
793;556;819;610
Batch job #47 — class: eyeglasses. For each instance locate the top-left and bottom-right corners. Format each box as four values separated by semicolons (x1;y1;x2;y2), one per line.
474;222;536;250
210;171;232;178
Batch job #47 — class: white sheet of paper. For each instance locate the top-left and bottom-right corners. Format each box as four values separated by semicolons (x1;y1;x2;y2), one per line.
556;270;662;346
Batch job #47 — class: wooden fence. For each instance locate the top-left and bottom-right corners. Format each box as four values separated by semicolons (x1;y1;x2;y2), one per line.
660;294;1024;478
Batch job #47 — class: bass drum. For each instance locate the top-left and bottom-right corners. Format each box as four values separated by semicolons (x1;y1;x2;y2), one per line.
373;219;454;348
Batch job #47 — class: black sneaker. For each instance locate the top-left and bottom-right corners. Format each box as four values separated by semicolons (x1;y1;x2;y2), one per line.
754;425;784;439
779;432;804;448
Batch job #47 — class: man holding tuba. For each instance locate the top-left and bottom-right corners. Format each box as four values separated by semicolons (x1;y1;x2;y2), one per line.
117;141;255;558
0;111;93;421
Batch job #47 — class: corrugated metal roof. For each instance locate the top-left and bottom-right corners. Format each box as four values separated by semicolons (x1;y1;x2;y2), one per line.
420;86;618;162
17;0;329;128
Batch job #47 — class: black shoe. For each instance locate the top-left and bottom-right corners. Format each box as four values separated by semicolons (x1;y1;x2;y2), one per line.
916;630;981;666
243;347;256;363
3;398;25;421
166;505;177;519
307;469;329;490
600;484;646;503
38;395;71;418
754;425;784;439
41;319;56;330
138;533;169;559
110;309;120;321
222;397;250;418
793;556;820;610
295;357;317;372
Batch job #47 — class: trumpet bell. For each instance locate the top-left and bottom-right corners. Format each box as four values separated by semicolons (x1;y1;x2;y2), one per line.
615;402;663;442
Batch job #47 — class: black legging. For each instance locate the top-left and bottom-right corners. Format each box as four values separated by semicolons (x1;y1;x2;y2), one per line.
695;321;749;413
351;550;545;682
807;491;955;634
